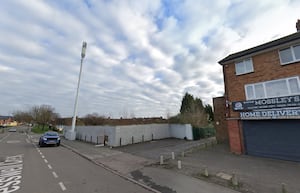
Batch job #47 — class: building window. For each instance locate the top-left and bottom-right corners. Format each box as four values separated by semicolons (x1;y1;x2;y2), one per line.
279;45;300;65
254;84;265;98
246;86;255;100
235;58;254;75
289;78;300;93
265;79;288;97
245;76;300;100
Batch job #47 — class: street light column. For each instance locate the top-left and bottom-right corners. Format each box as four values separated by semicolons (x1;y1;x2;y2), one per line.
66;41;87;140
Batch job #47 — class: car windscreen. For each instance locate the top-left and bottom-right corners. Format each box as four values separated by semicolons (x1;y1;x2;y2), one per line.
45;132;58;136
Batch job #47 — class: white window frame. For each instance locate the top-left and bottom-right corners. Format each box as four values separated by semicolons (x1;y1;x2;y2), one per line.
245;76;300;100
279;45;300;65
235;58;254;75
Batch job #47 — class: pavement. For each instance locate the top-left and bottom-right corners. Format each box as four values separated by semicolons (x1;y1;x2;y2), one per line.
60;137;240;193
167;143;300;193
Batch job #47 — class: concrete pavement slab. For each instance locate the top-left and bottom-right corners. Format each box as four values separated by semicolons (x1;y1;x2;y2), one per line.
169;144;300;193
131;167;240;193
95;152;155;175
60;137;243;193
61;138;155;175
216;172;232;180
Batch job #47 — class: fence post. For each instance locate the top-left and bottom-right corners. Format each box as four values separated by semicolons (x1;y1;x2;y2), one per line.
142;135;144;142
119;138;122;146
97;136;98;144
132;136;134;144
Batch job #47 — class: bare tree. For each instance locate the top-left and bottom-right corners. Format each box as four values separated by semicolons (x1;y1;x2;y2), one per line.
13;111;33;123
30;105;57;130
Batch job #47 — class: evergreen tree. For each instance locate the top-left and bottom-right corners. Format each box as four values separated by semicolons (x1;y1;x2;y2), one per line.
178;92;208;127
180;92;205;114
204;104;214;122
180;93;195;114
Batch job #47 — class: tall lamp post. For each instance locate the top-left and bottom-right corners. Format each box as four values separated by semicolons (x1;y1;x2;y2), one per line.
66;41;87;140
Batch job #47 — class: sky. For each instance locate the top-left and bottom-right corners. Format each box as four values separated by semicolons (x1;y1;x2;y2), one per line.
0;0;299;118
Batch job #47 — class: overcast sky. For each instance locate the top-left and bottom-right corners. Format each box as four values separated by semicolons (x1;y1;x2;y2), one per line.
0;0;299;118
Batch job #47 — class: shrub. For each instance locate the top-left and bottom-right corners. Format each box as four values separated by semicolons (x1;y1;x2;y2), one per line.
192;126;216;140
31;125;50;134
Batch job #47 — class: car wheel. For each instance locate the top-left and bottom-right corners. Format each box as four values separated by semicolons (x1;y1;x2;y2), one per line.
39;141;43;147
57;142;60;146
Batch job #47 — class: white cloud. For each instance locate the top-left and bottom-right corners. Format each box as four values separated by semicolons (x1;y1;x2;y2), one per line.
0;0;299;118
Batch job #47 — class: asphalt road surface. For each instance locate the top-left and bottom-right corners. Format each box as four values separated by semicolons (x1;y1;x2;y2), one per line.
0;127;153;193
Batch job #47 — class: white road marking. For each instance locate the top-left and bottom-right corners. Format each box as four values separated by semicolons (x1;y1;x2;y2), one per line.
6;140;21;144
41;155;45;159
47;164;52;169
44;159;48;163
25;139;30;143
52;171;58;178
0;154;23;193
59;182;66;191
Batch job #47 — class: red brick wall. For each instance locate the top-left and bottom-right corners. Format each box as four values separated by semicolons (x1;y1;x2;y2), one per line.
213;97;228;143
227;120;243;154
223;47;300;154
224;49;300;118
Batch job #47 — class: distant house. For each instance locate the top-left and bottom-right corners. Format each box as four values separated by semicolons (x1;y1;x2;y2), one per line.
0;116;14;126
214;20;300;162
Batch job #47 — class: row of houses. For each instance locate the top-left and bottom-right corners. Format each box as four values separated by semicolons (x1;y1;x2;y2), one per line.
213;20;300;162
0;116;17;127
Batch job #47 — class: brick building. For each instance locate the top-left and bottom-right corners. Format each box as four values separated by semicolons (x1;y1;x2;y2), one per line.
0;116;14;126
215;21;300;161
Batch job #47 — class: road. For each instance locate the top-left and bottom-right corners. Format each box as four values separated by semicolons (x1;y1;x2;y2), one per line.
0;127;153;193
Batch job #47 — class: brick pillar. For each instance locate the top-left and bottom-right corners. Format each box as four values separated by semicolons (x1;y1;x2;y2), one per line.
213;97;228;143
227;120;243;154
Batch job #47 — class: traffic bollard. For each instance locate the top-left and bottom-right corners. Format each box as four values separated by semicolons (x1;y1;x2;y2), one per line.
172;152;175;160
178;160;182;169
160;155;164;165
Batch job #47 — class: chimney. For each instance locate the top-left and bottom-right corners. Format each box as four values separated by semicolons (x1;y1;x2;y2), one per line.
296;19;300;32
